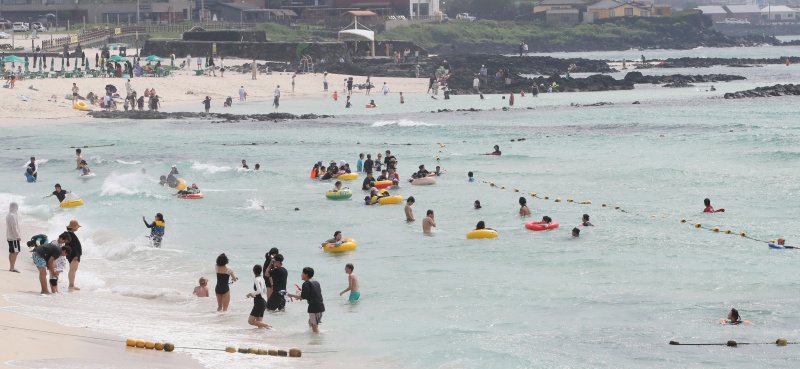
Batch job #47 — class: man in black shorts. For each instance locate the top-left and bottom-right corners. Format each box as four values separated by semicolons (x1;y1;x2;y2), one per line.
6;202;21;272
265;254;287;311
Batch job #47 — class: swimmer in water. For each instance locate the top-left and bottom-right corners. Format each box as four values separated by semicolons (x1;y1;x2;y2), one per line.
582;214;594;227
540;215;553;225
722;308;751;325
332;180;343;192
321;231;344;248
703;198;725;213
519;197;531;217
475;220;493;231
468;171;475;182
368;100;377;107
364;195;377;205
492;145;501;155
775;238;797;249
79;160;91;176
405;196;415;221
474;200;482;209
572;228;580;238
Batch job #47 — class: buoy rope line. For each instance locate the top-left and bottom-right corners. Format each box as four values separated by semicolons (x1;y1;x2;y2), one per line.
434;142;774;245
0;324;327;355
7;144;116;151
669;339;797;347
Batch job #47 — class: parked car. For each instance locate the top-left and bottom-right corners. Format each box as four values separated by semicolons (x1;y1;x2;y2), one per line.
31;22;47;31
0;31;10;39
456;13;477;21
0;19;12;30
12;22;29;32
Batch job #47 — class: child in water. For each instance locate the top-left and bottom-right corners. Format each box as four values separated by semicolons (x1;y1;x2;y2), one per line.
143;213;166;247
572;228;580;238
468;171;475;182
519;197;531;217
52;252;69;293
474;200;481;209
332;181;344;192
193;277;209;297
368;100;377;107
582;214;594;226
79;160;91;176
703;198;725;213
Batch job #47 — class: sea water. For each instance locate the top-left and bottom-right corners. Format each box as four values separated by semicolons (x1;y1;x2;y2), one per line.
3;48;800;369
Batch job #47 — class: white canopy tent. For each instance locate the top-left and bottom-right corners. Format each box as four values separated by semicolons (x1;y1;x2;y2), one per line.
338;12;376;57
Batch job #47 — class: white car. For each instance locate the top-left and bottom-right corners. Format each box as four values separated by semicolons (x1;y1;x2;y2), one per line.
456;13;477;21
12;22;29;32
31;22;47;31
0;31;10;39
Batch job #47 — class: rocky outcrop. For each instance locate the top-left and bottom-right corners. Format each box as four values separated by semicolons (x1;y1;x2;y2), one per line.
647;57;800;68
623;71;745;84
87;111;332;121
319;54;613;79
723;84;800;99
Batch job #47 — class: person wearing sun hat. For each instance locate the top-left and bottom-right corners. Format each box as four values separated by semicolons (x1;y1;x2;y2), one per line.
66;219;83;290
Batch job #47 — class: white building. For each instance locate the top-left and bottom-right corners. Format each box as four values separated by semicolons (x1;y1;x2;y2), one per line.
761;5;796;21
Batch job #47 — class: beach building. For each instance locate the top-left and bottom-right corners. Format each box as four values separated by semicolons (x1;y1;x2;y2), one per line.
585;0;653;22
0;0;193;25
212;2;297;24
696;5;729;23
761;5;796;22
726;4;762;24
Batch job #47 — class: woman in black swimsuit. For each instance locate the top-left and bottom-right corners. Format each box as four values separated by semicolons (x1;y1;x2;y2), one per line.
215;253;237;312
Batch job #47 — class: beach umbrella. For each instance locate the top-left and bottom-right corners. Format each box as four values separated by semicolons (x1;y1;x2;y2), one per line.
85;58;89;71
74;58;79;71
170;54;175;68
61;57;64;72
205;53;208;68
105;84;117;93
39;58;43;72
108;55;127;62
144;55;163;62
95;53;99;67
33;54;37;69
2;55;25;63
24;54;29;72
50;57;54;71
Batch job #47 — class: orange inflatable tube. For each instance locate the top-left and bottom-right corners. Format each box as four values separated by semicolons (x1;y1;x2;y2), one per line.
310;168;317;179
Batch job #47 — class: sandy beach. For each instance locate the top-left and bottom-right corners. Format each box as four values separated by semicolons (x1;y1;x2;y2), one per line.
1;47;429;125
0;248;205;369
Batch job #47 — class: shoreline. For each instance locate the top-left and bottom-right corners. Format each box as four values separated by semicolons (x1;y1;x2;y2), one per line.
0;255;206;369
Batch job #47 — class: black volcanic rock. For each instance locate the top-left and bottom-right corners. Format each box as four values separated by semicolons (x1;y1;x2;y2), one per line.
723;84;800;99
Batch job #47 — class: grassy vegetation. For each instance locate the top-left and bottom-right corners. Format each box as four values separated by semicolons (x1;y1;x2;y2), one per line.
379;12;706;48
258;23;326;41
380;20;658;48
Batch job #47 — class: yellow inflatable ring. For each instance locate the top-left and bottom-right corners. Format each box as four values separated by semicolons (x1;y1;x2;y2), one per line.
337;173;359;181
323;238;357;252
326;189;353;200
466;229;498;239
60;198;85;208
373;180;392;189
73;101;89;111
176;178;187;191
377;195;403;205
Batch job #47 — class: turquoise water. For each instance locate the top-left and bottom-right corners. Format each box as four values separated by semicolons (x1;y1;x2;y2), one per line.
3;49;800;369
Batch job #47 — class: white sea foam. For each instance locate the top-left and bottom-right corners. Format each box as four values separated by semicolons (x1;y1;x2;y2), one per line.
191;162;233;174
371;119;439;127
100;172;167;199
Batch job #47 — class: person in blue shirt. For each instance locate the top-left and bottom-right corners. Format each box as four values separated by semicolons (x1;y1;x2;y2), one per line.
357;153;364;172
468;171;475;182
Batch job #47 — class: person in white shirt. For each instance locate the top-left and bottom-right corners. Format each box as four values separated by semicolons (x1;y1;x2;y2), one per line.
246;264;272;329
239;86;246;101
473;77;480;93
381;82;390;95
6;202;21;272
273;85;281;108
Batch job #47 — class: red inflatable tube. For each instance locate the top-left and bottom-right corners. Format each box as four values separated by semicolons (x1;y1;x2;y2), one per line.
525;221;559;231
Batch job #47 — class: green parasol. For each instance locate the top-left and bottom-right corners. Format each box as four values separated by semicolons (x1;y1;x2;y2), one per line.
170;54;175;68
61;57;64;72
85;58;89;71
2;55;25;63
109;55;127;62
24;54;29;72
144;55;163;62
